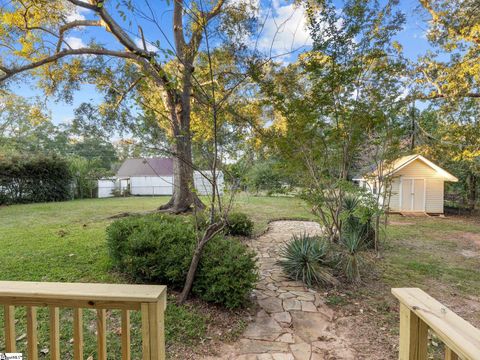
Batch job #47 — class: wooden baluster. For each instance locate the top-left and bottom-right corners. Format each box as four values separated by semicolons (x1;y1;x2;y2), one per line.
97;309;107;360
4;305;16;352
49;306;60;360
445;348;459;360
73;308;83;360
121;310;131;360
399;303;428;360
26;306;38;360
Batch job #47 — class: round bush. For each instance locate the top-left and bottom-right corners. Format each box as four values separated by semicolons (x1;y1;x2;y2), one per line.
106;214;257;308
226;212;254;237
193;236;258;308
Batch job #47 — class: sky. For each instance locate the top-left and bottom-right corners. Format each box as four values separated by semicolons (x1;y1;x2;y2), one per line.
8;0;433;125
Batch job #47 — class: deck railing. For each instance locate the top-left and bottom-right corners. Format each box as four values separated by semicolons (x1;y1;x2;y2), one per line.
392;288;480;360
0;281;167;360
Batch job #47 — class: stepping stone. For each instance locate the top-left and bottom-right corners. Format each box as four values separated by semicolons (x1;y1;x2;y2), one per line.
300;301;318;312
257;354;274;360
272;311;292;324
258;297;284;313
290;342;312;360
237;339;289;354
291;291;315;301
278;292;295;300
276;333;295;343
290;312;330;343
283;298;301;311
235;355;258;360
266;283;278;291
272;354;295;360
243;316;283;341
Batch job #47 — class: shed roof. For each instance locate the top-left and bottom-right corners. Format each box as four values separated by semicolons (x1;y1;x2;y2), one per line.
116;158;174;177
353;154;458;182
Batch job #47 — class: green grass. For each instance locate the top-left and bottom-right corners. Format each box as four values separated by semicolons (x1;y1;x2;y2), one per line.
1;196;479;358
0;195;313;358
382;215;480;296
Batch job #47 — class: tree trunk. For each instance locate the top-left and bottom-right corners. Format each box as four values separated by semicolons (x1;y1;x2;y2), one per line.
158;86;206;213
178;223;224;304
467;173;477;211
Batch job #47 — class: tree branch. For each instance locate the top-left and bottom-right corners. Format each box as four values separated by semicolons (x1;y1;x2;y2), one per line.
0;48;139;83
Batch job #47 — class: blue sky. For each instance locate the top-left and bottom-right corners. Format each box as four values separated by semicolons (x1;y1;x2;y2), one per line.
9;0;433;125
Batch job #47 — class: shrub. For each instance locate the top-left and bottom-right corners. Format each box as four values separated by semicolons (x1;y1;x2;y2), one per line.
278;233;337;287
106;214;257;308
0;154;72;204
226;212;254;237
193;237;258;308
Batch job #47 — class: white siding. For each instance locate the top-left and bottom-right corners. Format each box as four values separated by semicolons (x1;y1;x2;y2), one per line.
194;171;224;195
425;179;444;213
388;177;401;211
394;159;445;213
130;176;173;195
98;179;117;198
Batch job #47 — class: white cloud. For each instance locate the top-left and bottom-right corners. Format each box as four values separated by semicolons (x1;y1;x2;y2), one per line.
254;0;312;58
65;36;86;49
135;38;159;53
65;5;91;22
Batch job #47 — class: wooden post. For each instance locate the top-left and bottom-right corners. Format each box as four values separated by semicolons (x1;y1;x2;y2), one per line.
27;306;38;360
141;303;151;360
4;305;16;352
399;303;428;360
121;310;131;360
444;348;459;360
49;306;61;360
141;292;166;360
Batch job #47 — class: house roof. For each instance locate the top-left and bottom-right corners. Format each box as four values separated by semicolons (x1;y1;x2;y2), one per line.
353;154;458;182
116;158;174;177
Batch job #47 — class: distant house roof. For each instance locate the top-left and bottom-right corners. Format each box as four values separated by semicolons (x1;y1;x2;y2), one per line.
353;154;458;182
116;158;174;177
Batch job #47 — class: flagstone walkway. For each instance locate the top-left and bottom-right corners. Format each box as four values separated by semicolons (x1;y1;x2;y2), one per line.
204;221;355;360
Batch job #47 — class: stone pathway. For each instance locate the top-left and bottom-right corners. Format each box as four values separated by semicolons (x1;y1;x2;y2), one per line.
204;221;355;360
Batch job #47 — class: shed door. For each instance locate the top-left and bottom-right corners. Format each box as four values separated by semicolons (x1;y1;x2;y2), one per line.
413;179;425;211
401;179;425;212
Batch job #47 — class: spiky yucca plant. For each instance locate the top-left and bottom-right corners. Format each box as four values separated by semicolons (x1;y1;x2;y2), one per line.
337;225;368;284
278;233;338;287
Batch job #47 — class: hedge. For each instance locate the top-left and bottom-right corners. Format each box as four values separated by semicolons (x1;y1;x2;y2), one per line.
0;154;72;204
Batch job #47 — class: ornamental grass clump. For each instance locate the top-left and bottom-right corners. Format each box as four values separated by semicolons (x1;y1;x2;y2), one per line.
278;233;338;287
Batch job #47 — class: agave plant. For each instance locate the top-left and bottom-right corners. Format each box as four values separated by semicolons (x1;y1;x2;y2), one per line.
278;233;338;287
337;224;368;284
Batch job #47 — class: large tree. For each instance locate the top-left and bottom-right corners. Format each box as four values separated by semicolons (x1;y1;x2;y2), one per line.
255;0;406;243
0;0;253;212
418;0;480;99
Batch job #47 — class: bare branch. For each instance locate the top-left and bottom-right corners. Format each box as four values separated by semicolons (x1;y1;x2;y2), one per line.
0;48;140;83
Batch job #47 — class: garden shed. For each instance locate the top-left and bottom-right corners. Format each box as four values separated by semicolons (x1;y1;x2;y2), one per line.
353;154;458;214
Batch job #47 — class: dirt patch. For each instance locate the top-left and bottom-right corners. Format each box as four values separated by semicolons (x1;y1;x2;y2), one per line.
455;231;480;247
168;293;255;359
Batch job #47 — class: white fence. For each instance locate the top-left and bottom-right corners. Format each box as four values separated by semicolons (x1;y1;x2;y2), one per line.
97;172;224;198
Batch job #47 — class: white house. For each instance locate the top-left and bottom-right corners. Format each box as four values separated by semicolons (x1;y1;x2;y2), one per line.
98;158;224;198
353;154;458;214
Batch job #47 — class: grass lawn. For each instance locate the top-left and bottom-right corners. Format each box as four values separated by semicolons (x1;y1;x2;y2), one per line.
325;214;480;359
0;195;313;359
1;196;479;359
